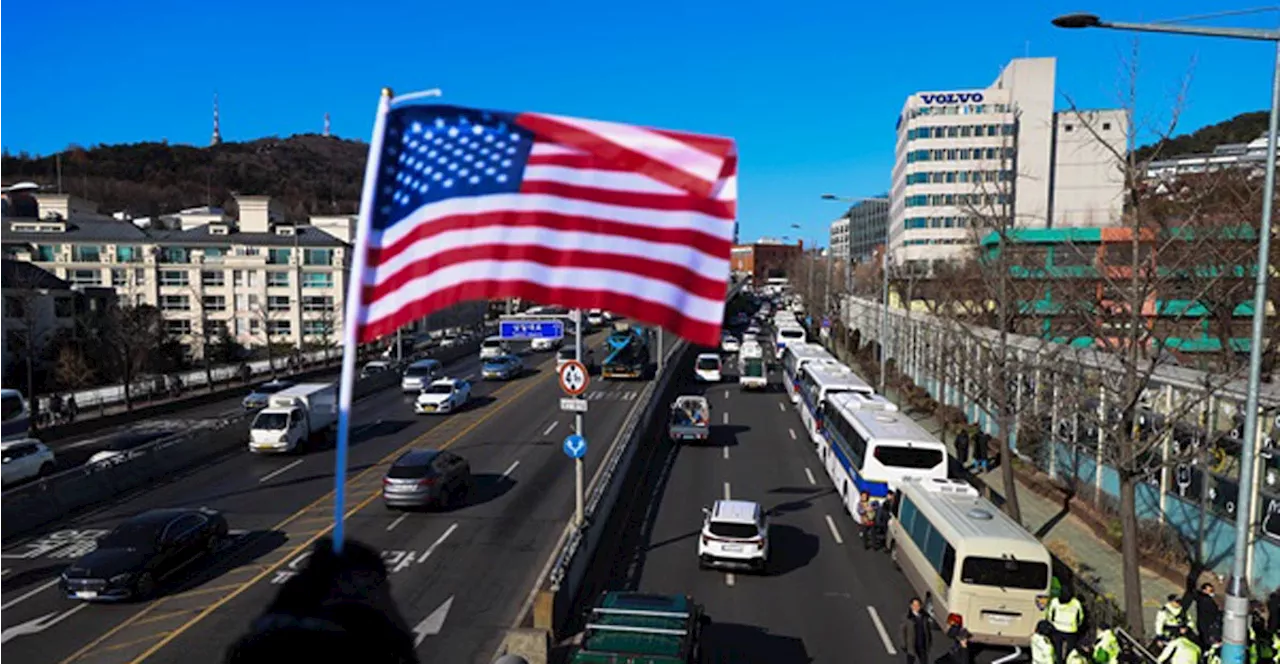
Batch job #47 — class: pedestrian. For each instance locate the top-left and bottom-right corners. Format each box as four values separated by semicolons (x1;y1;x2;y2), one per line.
1049;586;1085;658
1032;620;1057;664
1193;582;1222;644
856;491;876;551
1092;623;1120;664
65;393;77;422
1158;625;1202;664
953;427;971;470
899;597;933;664
874;490;897;552
1156;594;1193;639
972;429;991;473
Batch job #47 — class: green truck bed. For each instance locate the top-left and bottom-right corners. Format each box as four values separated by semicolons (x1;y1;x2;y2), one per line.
570;592;705;664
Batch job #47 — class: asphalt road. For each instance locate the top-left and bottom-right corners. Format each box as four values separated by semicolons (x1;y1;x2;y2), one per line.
603;362;1016;664
1;332;656;664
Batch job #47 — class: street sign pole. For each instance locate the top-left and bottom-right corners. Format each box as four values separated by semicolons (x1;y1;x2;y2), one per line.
574;308;585;528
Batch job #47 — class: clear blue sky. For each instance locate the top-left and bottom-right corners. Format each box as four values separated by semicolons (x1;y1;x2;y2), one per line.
2;1;1274;245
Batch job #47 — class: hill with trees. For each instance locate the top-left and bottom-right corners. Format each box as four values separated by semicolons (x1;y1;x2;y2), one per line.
0;134;369;220
1135;110;1268;163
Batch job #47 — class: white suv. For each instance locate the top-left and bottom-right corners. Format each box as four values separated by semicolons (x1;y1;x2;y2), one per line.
698;500;770;573
1;438;56;487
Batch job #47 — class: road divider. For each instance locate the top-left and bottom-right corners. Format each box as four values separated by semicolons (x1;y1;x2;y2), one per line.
1;340;483;541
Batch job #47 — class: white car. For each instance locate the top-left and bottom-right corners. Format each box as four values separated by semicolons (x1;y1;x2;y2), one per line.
1;438;56;486
694;353;722;382
698;499;770;573
401;359;443;392
720;335;741;354
414;378;472;414
480;336;509;359
531;337;562;352
586;310;606;327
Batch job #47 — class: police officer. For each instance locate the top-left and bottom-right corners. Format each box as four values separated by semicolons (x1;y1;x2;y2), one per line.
1156;594;1194;639
1065;645;1090;664
1093;623;1120;664
1205;634;1222;664
1033;620;1057;664
1157;625;1202;664
1049;586;1086;657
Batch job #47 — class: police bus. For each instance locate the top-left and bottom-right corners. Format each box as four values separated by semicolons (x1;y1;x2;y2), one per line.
889;477;1051;648
796;363;874;444
773;324;807;358
818;404;948;506
779;344;841;403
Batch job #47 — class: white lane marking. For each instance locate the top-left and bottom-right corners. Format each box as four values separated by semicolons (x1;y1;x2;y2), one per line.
724;390;729;400
463;373;477;380
415;523;460;567
1;603;89;644
725;573;735;587
723;482;731;500
778;402;785;412
542;421;558;436
722;446;729;460
722;411;729;425
824;515;845;545
387;513;409;532
789;428;797;440
805;468;817;485
0;578;60;610
0;569;8;577
259;459;305;483
503;460;520;478
867;606;898;655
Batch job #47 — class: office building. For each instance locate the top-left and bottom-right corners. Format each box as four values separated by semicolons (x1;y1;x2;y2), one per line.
890;56;1127;270
2;192;353;354
829;216;850;261
730;238;803;284
829;197;890;265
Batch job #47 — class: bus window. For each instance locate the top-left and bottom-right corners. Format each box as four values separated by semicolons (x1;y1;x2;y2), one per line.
874;445;944;470
959;557;1050;590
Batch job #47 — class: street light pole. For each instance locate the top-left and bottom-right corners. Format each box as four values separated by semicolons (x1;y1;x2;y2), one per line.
821;194;892;391
1052;13;1280;663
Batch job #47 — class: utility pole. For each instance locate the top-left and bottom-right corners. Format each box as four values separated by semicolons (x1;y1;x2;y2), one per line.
573;308;585;527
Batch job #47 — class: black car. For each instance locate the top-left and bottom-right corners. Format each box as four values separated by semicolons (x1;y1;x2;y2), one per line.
382;449;472;510
60;507;229;601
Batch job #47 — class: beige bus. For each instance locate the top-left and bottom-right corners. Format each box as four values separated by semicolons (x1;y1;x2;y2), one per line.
888;477;1051;648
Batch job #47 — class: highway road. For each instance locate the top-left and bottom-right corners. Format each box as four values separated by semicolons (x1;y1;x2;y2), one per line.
1;332;658;664
604;362;1014;664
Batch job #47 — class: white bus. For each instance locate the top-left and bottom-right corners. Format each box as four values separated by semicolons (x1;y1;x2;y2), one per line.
819;406;948;508
889;478;1051;647
779;344;840;402
796;363;874;444
773;324;807;358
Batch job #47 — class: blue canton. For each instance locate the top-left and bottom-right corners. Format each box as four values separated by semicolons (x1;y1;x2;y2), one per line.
372;105;536;232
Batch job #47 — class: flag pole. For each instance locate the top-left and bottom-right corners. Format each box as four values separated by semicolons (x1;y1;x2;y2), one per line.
332;87;394;555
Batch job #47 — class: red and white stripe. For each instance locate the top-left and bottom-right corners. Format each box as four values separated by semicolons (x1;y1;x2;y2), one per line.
357;112;737;347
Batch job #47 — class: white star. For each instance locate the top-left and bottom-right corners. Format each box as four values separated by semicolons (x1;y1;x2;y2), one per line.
444;178;455;188
434;118;446;128
413;162;424;172
453;149;464;157
496;141;506;149
448;163;458;172
459;168;470;177
428;150;438;158
418;183;429;193
468;176;480;184
472;125;484;135
462;154;473;163
485;167;496;176
501;159;512;167
424;131;434;139
437;157;447;165
459;137;469;145
447;127;460;138
409;140;419;149
509;133;520;141
432;172;442;181
484;135;494;143
476;161;487;169
412;122;423;133
507;147;517;155
496;174;508;183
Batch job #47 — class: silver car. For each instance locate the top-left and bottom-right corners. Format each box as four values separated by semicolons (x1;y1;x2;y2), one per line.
382;449;472;510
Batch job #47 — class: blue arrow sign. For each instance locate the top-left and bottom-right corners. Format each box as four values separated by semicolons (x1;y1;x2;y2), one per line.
562;434;587;460
500;319;564;340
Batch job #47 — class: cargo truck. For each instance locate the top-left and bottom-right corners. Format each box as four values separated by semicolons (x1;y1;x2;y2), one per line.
602;323;650;379
248;383;338;453
569;591;707;664
668;395;711;443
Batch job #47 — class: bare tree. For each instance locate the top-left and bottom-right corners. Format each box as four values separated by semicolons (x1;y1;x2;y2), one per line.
100;303;169;409
1;263;72;416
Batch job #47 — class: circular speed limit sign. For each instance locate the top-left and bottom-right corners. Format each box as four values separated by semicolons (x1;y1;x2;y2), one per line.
558;360;589;396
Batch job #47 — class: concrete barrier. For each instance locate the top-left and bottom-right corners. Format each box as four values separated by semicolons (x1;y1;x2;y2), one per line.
1;340;483;541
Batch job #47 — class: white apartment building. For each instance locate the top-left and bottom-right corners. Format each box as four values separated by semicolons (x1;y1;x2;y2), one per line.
1145;135;1272;179
829;215;850;261
890;56;1127;269
2;193;354;353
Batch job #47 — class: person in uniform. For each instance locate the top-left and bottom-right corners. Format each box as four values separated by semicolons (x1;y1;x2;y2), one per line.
1093;623;1120;664
1156;595;1194;639
1032;620;1057;664
1157;625;1202;664
1049;586;1086;657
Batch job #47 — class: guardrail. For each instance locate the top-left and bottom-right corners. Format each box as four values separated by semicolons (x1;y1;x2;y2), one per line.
2;338;483;541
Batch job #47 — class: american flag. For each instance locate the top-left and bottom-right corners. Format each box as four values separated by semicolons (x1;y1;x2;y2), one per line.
354;104;737;348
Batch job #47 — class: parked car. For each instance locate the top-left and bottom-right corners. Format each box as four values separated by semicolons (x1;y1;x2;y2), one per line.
382;449;472;510
0;438;56;486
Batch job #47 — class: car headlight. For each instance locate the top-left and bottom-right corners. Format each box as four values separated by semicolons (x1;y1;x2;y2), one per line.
110;573;134;585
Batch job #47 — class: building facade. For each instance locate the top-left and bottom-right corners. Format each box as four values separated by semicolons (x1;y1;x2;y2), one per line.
844;197;890;265
2;193;353;355
829;216;850;261
1;259;116;379
890;57;1127;270
1145;135;1272;180
729;239;803;284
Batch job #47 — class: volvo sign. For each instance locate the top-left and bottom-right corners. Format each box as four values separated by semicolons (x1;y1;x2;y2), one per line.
920;92;985;104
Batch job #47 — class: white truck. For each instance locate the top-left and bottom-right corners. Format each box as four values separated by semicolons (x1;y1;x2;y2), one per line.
248;383;338;453
738;345;767;390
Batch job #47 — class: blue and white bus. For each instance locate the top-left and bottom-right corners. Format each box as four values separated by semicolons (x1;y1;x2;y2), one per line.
796;364;874;444
779;344;839;402
1;389;31;442
773;324;806;358
819;402;948;508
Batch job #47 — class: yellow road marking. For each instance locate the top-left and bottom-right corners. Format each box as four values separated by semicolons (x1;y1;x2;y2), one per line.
119;368;556;664
100;633;170;653
131;610;197;627
168;583;246;600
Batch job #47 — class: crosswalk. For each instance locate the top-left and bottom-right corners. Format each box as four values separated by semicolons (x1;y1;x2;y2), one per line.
583;389;641;402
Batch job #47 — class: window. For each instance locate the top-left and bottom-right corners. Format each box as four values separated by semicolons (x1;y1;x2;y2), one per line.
160;295;190;311
302;296;334;312
112;269;130;287
33;245;56;261
1102;122;1112;131
234;294;259;310
159;270;189;287
267;271;290;287
3;296;25;319
268;296;292;312
202;270;225;287
873;445;944;470
302;272;334;288
54;297;74;318
267;320;292;336
165;320;192;336
303;320;331;336
115;245;143;263
303;249;333;266
233;270;245;287
203;295;227;312
67;269;102;286
203;247;225;258
898;497;958;587
71;245;102;262
159;247;189;263
268;248;291;265
959;557;1049;590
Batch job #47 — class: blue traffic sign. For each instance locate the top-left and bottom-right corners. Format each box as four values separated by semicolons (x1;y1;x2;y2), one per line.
822;317;831;329
500;319;564;340
562;434;588;460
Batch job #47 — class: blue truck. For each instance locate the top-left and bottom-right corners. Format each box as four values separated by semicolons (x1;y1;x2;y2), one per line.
602;323;650;379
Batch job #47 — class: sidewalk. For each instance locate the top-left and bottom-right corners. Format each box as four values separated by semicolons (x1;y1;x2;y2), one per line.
881;385;1180;637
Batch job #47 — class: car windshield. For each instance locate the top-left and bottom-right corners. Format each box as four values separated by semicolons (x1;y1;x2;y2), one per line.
252;412;289;430
253;382;289;395
404;366;434;377
960;557;1050;590
708;522;758;539
873;445;944;470
99;520;164;550
697;357;720;370
425;384;453;395
482;340;503;348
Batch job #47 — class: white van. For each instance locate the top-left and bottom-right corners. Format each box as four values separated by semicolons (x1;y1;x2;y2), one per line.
401;359;444;392
480;336;509;360
694;353;722;382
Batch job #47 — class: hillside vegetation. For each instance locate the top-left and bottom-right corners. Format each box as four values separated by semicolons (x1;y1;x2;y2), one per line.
1135;110;1268;163
0;134;369;219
